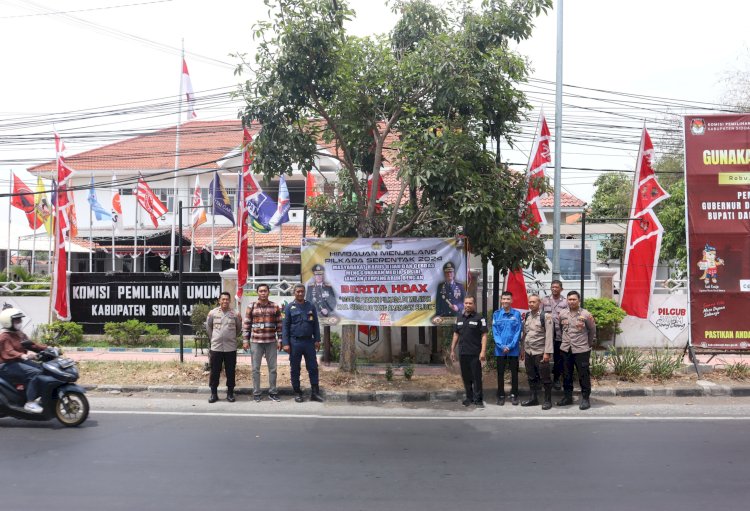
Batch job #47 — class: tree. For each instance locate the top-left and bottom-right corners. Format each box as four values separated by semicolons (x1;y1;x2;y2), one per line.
236;0;552;370
589;172;632;262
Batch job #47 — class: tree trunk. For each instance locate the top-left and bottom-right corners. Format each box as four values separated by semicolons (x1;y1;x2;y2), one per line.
339;324;357;372
382;326;393;363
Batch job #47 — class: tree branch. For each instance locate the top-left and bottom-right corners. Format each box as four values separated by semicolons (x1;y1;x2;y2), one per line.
385;178;408;237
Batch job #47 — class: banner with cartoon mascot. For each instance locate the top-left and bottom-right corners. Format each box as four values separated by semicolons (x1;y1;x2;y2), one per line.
301;237;467;326
685;114;750;350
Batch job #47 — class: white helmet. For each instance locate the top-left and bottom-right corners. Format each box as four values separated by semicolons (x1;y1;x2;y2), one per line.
0;307;25;330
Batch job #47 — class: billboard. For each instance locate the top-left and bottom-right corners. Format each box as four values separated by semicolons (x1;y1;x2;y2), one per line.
684;114;750;350
301;237;467;326
70;272;222;334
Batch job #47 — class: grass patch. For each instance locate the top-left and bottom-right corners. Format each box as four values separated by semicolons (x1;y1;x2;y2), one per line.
724;360;750;380
648;349;683;381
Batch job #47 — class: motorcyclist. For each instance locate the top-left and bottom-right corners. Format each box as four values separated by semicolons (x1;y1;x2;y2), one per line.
0;308;48;413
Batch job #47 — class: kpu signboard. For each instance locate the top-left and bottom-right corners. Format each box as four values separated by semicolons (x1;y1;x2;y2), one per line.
70;273;222;334
684;114;750;350
301;237;467;327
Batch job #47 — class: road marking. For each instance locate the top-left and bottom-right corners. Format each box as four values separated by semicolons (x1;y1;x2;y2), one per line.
92;411;750;421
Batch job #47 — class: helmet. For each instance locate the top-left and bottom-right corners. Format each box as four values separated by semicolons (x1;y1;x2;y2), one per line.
0;308;24;330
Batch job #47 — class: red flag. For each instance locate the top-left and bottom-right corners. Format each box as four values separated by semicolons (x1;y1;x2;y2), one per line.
52;133;72;321
136;175;168;228
506;270;529;311
11;174;43;229
182;58;197;120
54;133;78;237
522;112;551;233
236;127;253;300
51;216;70;320
305;171;318;200
367;174;388;213
620;127;670;319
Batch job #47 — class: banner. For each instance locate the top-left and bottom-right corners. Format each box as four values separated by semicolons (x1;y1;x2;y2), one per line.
301;237;466;326
684;114;750;350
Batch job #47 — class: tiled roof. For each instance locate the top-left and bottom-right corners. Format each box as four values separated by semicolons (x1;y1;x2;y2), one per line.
538;192;585;208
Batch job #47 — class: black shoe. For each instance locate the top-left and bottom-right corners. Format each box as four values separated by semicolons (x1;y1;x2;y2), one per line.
521;397;539;407
511;394;519;406
310;385;325;402
269;394;281;402
462;399;472;407
553;380;562;391
579;398;591;410
208;394;218;404
254;395;262;403
227;392;236;403
541;401;552;410
556;395;573;407
496;396;505;406
474;401;485;409
294;392;304;403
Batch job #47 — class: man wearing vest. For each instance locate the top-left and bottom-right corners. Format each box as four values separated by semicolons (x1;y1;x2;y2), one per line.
450;296;488;408
242;283;283;402
557;290;597;410
541;280;568;390
521;294;554;409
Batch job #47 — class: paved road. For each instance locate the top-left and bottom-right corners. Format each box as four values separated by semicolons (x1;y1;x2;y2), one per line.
2;396;749;511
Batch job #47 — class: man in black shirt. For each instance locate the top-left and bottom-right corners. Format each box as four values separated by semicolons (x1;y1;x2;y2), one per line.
450;296;488;408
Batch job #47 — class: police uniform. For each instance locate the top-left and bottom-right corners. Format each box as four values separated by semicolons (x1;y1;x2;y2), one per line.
454;311;488;405
282;299;321;399
557;307;596;409
541;294;568;387
306;264;337;317
521;309;554;409
436;262;466;317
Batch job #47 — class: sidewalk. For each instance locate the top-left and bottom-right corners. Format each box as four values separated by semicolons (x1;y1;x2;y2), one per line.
63;347;750;402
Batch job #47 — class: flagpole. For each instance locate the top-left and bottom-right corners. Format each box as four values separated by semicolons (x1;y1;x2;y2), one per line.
7;171;13;280
210;172;216;272
190;216;195;272
170;43;186;272
112;211;116;272
235;166;241;270
278;223;282;282
134;185;139;273
89;174;93;273
252;228;256;285
31;207;37;274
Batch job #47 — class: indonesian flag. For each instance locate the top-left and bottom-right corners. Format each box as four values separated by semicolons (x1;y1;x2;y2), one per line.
191;175;207;229
236;126;253;300
11;174;43;230
136;174;168;228
620;128;670;318
54;133;78;238
305;171;318;200
52;133;72;321
51;214;70;320
182;58;197;120
111;174;123;234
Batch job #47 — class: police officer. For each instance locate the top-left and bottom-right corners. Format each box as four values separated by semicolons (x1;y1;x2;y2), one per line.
282;283;324;403
436;261;466;317
557;290;597;410
520;294;554;409
306;263;337;317
542;279;568;390
450;296;488;408
205;292;242;403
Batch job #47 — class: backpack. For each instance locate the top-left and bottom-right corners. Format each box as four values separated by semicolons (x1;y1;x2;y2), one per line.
523;309;546;331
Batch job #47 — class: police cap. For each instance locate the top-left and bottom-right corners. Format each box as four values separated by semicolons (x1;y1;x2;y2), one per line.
312;263;325;275
443;261;456;272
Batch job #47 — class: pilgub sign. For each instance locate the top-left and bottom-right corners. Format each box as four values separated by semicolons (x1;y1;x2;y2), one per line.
70;273;222;334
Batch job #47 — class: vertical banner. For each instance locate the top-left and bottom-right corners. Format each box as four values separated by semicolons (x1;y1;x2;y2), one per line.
301;237;466;327
684;114;750;350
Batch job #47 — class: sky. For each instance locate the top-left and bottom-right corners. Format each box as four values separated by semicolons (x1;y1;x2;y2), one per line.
1;0;748;244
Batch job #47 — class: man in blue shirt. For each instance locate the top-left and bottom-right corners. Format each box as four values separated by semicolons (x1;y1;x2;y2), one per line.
492;291;522;406
282;283;324;403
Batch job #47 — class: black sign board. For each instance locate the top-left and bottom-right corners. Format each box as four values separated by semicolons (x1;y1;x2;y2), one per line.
70;273;222;334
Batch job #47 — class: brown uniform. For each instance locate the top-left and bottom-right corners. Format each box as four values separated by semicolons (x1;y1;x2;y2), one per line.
558;307;596;399
522;310;554;399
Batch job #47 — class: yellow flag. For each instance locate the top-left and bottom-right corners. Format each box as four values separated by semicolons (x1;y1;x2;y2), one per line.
35;177;53;234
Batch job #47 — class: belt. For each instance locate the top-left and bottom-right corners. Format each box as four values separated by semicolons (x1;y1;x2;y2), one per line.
292;336;314;341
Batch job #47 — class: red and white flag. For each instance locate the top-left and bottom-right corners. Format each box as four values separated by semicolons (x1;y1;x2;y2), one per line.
111;174;123;234
136;174;168;228
191;175;207;229
54;133;78;237
182;58;197;120
236;126;253;300
620;128;670;318
51;213;70;320
52;133;73;321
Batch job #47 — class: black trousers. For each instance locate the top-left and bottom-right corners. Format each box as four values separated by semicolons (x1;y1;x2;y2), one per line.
562;349;591;397
209;350;237;392
459;354;483;403
524;353;552;390
552;340;563;382
496;356;519;397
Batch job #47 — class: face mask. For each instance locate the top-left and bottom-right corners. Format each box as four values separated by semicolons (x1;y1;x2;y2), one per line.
12;319;22;330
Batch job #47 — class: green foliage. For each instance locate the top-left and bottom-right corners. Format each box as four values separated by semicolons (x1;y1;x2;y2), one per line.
402;355;415;380
329;331;342;362
190;302;214;351
0;265;51;295
656;176;686;277
648;349;683;381
104;319;170;347
484;328;497;370
39;321;84;347
609;347;646;381
589;173;632;261
385;364;394;381
584;298;626;340
590;350;608;380
724;360;750;380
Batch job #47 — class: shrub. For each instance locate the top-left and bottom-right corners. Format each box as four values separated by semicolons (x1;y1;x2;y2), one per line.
609;347;646;381
584;298;627;343
402;356;414;380
104;319;170;347
385;364;394;381
648;349;683;381
39;321;84;346
724;360;750;380
590;350;608;380
190;302;214;352
329;332;342;362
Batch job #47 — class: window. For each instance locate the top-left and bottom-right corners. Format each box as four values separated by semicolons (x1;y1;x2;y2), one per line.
546;248;591;280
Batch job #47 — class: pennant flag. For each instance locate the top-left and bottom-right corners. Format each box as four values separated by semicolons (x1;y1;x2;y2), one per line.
209;172;235;225
88;176;111;222
522;111;551;234
35;177;53;234
268;175;291;229
51;214;70;320
367;173;388;213
505;270;529;311
136;174;168;228
11;174;43;230
54;133;78;238
52;134;72;321
111;174;123;234
305;171;318;200
620;127;670;319
191;175;207;229
182;58;197;120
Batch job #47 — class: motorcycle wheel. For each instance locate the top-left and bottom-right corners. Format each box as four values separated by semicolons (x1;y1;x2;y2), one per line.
55;391;89;427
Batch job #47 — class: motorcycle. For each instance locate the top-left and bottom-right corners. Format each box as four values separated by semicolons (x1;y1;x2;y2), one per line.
0;345;89;427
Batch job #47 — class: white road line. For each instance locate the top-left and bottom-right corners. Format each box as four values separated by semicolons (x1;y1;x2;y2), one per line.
92;411;750;420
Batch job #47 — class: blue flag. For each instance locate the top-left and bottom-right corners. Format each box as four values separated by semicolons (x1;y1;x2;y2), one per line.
87;176;111;221
209;172;235;226
268;175;290;229
244;174;277;234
